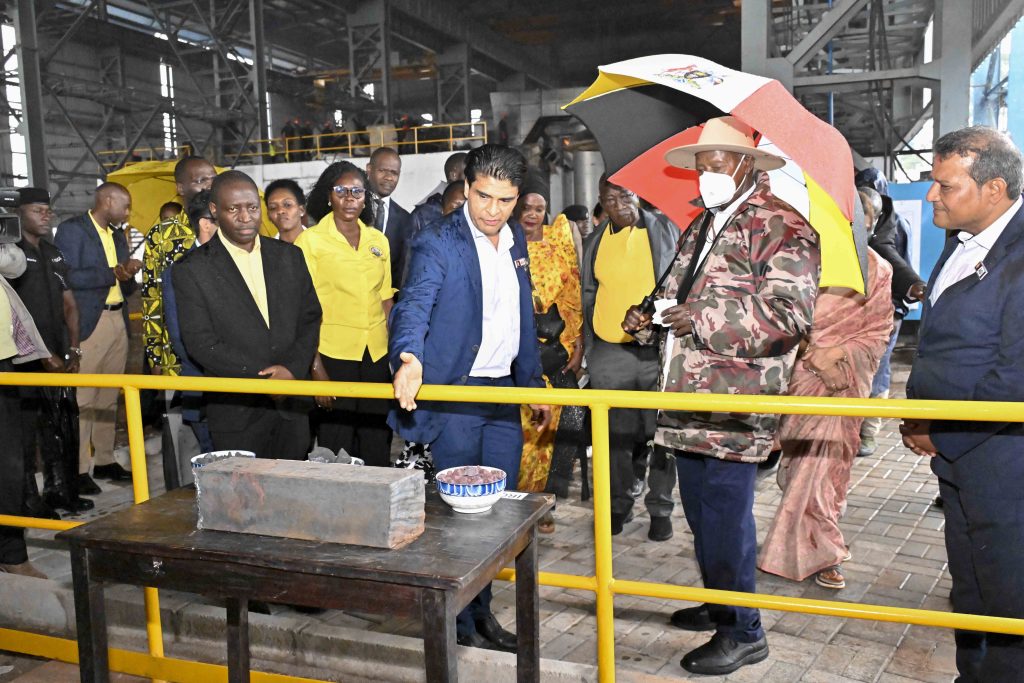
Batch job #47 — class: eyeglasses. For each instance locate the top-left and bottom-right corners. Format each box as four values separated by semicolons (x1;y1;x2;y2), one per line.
333;185;366;199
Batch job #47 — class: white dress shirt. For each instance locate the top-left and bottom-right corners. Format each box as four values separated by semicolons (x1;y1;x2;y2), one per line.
697;184;757;267
465;203;520;377
929;197;1022;304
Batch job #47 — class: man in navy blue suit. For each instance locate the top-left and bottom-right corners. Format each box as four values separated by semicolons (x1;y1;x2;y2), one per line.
388;144;550;652
902;126;1024;682
55;183;139;493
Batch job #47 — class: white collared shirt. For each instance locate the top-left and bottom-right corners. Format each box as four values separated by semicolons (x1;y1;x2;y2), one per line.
929;197;1022;304
697;184;757;266
465;203;520;377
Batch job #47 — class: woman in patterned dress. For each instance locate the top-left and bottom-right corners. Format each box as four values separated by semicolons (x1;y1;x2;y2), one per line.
515;191;583;532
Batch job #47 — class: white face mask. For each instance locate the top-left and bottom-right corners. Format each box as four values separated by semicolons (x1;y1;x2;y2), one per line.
698;158;746;208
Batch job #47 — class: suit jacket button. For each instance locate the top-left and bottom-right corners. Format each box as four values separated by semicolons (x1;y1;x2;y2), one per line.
460;375;468;383
471;344;479;352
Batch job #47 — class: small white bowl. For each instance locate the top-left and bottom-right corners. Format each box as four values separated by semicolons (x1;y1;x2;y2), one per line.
435;466;507;514
191;450;255;469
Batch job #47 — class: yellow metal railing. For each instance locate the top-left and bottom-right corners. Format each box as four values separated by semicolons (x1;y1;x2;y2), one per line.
1;371;1023;683
97;121;487;170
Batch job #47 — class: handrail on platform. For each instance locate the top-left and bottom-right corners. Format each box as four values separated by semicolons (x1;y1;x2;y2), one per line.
1;370;1021;683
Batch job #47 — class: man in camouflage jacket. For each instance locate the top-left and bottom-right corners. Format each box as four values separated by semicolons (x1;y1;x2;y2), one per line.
624;116;820;676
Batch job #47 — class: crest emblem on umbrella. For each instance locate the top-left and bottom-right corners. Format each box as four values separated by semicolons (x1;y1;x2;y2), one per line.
657;66;725;89
566;54;869;293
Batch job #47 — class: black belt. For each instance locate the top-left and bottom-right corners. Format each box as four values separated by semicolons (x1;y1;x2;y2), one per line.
102;302;123;311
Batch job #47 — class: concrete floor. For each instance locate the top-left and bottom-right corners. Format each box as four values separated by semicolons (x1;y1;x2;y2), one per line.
1;350;961;682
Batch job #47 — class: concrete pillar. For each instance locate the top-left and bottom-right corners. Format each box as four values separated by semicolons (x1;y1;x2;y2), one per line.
741;0;770;73
934;0;972;135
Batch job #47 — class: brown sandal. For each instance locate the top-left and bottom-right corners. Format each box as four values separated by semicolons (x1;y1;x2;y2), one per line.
815;566;846;589
537;511;555;534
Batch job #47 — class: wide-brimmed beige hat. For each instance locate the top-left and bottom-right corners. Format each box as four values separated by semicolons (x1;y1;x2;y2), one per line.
665;116;786;171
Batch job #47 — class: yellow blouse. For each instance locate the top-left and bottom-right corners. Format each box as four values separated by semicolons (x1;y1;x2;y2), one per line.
295;214;395;361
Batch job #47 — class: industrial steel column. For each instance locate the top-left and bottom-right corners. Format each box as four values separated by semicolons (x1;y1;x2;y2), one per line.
13;0;47;186
249;0;269;158
436;43;469;124
934;0;972;135
348;0;392;125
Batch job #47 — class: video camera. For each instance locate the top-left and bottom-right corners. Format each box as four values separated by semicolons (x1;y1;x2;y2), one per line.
0;188;21;244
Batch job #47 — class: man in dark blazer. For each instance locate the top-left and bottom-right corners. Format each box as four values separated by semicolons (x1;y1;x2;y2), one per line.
389;144;550;653
902;126;1024;682
54;182;140;493
366;146;413;288
173;171;321;460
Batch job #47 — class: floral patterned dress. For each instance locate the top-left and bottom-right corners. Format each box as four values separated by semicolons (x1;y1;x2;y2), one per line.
518;215;583;492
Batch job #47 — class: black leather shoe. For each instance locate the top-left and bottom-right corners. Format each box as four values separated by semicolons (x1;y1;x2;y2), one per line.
648;515;673;542
24;495;61;520
45;491;95;514
93;463;131;481
64;497;96;514
670;604;717;631
474;613;517;653
610;509;635;535
457;631;500;650
681;632;769;675
76;474;102;495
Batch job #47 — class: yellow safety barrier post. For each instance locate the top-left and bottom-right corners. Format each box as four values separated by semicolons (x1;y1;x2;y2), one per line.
589;405;617;682
123;386;166;683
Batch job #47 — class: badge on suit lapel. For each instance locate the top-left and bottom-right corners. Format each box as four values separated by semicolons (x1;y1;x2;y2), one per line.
975;262;989;280
514;257;529;270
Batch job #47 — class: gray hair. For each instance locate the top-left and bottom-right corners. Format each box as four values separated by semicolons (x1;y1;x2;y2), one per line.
934;126;1024;200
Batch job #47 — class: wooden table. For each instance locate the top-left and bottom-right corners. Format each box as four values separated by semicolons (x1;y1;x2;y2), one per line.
59;487;552;683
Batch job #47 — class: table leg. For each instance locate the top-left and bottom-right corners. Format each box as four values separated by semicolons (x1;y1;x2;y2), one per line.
70;545;109;683
421;589;457;682
225;597;250;683
515;532;540;683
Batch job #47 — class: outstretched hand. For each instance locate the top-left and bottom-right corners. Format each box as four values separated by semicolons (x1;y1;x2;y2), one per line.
394;352;423;411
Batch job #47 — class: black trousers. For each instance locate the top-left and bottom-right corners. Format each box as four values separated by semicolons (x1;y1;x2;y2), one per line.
318;350;393;467
19;360;73;495
209;401;311;460
0;360;26;564
939;469;1024;682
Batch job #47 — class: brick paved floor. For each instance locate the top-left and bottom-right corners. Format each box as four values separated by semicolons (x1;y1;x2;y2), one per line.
10;355;961;682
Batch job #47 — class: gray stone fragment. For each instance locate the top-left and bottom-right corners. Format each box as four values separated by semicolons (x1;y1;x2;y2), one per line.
196;459;425;549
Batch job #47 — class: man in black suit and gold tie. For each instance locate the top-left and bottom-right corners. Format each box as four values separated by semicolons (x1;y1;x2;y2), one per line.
366;147;413;288
173;170;322;459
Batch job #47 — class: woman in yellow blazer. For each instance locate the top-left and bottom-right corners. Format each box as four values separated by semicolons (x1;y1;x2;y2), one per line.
297;161;396;466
